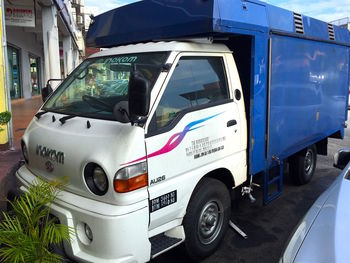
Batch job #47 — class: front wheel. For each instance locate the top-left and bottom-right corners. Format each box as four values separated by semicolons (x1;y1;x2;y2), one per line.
290;145;317;185
183;178;231;261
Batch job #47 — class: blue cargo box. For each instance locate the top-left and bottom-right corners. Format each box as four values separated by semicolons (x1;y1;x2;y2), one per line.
86;0;350;176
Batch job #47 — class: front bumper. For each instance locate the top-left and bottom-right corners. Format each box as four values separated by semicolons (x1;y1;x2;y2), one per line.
16;165;151;263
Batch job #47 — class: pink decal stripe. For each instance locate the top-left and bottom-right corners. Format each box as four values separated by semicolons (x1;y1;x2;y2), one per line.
122;113;223;166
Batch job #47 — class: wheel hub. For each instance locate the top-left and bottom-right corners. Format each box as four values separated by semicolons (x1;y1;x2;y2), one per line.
304;149;314;175
198;200;224;245
202;211;217;229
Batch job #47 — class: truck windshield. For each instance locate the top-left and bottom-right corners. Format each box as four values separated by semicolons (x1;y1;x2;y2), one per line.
43;52;169;120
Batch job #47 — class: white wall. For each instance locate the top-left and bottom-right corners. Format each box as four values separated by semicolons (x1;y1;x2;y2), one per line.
6;26;44;100
42;5;61;89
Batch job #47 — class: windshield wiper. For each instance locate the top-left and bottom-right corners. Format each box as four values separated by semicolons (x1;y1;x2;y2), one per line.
59;115;76;124
35;111;49;119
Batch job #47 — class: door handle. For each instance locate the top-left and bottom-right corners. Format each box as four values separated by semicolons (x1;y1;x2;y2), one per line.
227;119;237;127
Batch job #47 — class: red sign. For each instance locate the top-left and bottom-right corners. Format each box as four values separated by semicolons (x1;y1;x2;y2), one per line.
5;5;35;28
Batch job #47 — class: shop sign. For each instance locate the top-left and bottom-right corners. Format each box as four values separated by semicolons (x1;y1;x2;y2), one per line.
5;5;35;28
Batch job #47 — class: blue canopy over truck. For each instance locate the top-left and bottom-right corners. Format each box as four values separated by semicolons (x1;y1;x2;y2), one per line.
86;0;350;203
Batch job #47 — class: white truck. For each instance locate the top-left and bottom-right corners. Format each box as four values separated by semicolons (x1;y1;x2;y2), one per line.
16;0;350;262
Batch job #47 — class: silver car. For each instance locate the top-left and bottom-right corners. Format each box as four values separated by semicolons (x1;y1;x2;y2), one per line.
281;149;350;263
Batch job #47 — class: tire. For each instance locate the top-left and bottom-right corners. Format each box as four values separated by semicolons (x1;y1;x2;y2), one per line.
183;178;231;261
289;145;317;185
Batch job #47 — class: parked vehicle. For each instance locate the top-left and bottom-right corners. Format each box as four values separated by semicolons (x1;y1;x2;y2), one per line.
15;0;350;262
281;149;350;263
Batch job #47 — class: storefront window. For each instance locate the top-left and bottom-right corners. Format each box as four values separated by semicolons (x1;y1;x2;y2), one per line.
7;45;21;99
30;57;41;96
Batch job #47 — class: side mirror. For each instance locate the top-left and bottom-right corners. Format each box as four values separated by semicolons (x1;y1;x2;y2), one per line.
333;149;350;170
42;83;53;102
128;71;151;122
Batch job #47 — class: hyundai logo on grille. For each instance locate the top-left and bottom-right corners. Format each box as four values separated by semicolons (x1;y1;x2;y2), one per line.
36;145;64;164
45;161;54;173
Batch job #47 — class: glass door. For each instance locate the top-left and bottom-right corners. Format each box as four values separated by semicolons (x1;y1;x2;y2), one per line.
7;45;21;99
30;56;41;96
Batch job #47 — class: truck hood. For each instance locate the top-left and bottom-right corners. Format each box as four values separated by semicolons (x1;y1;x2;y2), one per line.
22;112;147;205
282;163;350;263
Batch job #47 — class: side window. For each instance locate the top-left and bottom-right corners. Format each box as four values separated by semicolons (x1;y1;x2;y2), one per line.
155;56;229;129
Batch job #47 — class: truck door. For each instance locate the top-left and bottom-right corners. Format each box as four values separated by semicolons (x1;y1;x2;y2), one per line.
145;53;244;231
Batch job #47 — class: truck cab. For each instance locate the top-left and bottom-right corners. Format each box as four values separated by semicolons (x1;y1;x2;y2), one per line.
18;41;248;262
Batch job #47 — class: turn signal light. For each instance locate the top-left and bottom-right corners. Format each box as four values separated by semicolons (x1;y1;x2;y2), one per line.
114;161;148;193
114;173;148;193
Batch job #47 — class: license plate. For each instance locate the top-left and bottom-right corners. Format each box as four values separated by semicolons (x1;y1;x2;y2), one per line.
150;190;177;213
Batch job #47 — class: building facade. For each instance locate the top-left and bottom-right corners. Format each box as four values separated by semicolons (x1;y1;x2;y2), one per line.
0;0;86;149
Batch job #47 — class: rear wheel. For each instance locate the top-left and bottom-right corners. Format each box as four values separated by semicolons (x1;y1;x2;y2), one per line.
183;178;231;261
290;145;317;185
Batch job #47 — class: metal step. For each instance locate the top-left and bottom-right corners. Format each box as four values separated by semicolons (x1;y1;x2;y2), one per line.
263;160;284;204
150;233;182;257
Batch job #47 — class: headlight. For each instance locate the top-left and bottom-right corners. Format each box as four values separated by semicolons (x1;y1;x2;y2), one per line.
21;141;29;164
84;163;109;195
93;166;108;192
114;161;148;193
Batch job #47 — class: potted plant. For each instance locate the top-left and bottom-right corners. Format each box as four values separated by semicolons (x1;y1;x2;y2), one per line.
0;111;11;132
0;179;73;262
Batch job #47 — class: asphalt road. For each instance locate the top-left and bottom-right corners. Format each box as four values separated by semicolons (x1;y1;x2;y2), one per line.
153;111;350;263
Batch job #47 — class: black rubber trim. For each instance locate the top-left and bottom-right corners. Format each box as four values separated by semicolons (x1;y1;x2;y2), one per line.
35;111;48;119
150;233;182;256
59;115;76;124
146;99;233;138
227;119;237;127
84;163;109;196
270;30;350;47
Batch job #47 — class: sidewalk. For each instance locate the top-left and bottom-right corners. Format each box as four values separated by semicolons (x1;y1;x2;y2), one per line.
11;95;43;149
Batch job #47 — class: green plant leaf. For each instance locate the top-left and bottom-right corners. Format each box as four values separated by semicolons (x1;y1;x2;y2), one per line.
43;222;72;245
39;247;63;263
0;111;11;125
0;178;73;263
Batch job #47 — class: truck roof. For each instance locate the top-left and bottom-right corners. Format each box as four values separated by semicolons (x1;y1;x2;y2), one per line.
86;0;350;48
89;41;231;58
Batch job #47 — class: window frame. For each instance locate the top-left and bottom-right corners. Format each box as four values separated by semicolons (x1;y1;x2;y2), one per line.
146;52;233;137
7;44;23;99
